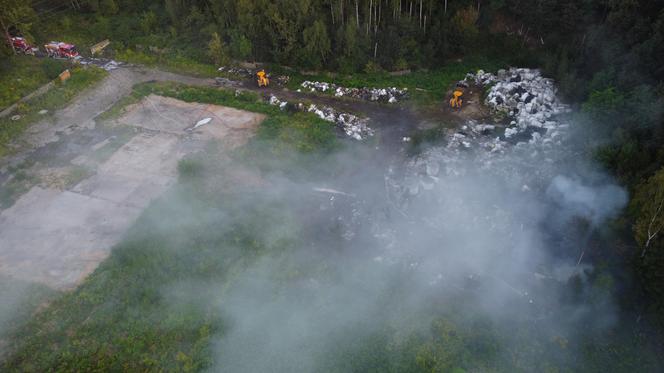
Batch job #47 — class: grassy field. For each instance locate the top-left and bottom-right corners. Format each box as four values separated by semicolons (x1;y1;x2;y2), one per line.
0;56;68;110
0;66;108;157
279;55;509;107
116;50;220;78
104;81;339;171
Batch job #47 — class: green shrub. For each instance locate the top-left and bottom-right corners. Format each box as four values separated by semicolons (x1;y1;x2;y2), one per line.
178;158;205;180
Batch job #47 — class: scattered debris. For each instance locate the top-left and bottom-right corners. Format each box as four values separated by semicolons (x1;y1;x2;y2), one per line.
10;115;21;121
192;117;212;130
90;39;111;56
44;41;80;59
301;81;408;103
399;68;572;202
276;75;290;86
266;94;374;140
313;187;356;197
307;104;374;140
59;69;71;82
38;109;48;115
78;58;126;71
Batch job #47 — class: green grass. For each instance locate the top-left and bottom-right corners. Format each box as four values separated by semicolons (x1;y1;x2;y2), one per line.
116;49;220;78
0;66;108;157
0;275;59;346
0;185;295;372
0;56;68;110
2;82;661;373
280;55;509;107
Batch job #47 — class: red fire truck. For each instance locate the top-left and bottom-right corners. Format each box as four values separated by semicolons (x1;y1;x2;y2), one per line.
44;41;80;59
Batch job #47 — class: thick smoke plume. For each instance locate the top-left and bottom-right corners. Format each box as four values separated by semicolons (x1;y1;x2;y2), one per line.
157;101;627;371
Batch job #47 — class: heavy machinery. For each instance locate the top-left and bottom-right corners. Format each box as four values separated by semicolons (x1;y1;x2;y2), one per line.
9;37;38;55
256;70;269;87
450;89;464;109
44;41;80;59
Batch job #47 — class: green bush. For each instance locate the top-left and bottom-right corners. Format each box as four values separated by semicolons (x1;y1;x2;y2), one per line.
178;158;205;180
41;60;64;80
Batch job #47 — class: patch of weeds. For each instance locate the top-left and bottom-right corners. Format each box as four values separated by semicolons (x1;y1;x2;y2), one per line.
0;162;38;209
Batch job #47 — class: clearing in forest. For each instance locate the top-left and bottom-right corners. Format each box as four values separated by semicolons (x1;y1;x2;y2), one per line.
0;95;264;290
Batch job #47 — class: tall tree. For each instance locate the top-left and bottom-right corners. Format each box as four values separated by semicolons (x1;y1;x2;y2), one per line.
303;19;331;67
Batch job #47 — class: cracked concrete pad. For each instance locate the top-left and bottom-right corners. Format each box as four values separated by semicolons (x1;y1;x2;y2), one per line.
0;187;139;290
119;94;264;148
73;132;181;208
0;132;182;290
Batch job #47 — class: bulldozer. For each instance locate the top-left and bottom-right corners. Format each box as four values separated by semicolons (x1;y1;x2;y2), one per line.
256;70;269;87
449;89;464;110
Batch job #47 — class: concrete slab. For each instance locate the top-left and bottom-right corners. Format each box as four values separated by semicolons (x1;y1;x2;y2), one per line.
0;187;139;290
0;132;182;290
0;94;263;291
119;95;263;148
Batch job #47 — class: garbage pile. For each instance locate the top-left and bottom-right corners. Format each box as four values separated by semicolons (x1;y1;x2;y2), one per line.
79;58;126;71
301;81;407;103
267;94;374;140
307;104;374;140
397;68;575;199
465;69;496;86
465;68;570;138
217;66;254;77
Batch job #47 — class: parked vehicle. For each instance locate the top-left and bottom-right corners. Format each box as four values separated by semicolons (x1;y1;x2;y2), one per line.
9;37;38;55
44;41;80;59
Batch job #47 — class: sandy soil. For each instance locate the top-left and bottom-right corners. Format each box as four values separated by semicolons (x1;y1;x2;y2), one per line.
0;72;263;290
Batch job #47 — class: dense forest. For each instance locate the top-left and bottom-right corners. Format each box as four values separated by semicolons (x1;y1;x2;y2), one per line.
2;0;664;370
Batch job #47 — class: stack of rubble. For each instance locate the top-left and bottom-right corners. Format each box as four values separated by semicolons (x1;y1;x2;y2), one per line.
266;95;374;140
465;68;570;138
79;58;126;71
217;66;254;77
301;81;407;103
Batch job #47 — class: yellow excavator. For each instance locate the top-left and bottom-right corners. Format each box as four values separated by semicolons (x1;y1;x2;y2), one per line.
257;70;269;87
449;89;464;109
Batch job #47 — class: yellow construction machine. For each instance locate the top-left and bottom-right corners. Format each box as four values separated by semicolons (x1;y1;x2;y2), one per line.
257;70;269;87
449;89;464;109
